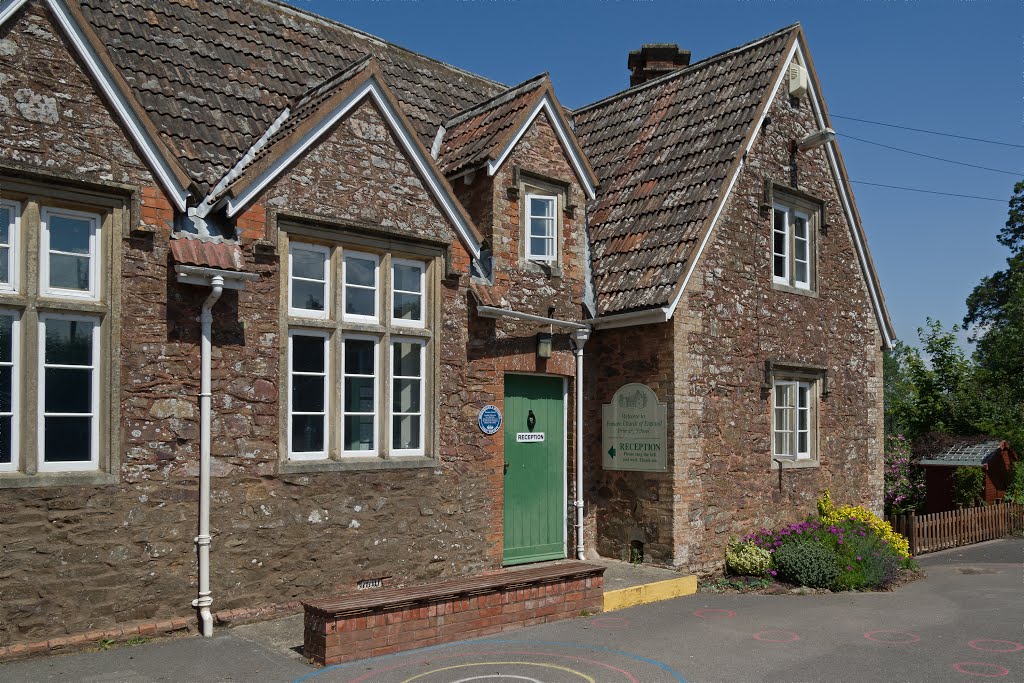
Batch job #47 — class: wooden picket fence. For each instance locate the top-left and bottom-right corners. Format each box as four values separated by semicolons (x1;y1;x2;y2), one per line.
889;502;1024;556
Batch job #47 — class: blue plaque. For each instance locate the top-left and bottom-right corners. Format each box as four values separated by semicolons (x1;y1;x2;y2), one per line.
478;404;502;435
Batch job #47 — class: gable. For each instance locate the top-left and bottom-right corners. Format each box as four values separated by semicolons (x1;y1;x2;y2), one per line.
665;35;894;347
207;64;482;259
0;0;190;208
259;97;459;249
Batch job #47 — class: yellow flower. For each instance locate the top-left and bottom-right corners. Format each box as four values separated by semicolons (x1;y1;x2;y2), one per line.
817;489;911;559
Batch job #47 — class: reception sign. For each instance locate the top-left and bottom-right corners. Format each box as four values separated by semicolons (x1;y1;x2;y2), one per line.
601;383;668;472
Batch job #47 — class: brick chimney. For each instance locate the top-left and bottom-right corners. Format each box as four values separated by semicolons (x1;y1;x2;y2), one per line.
627;44;691;86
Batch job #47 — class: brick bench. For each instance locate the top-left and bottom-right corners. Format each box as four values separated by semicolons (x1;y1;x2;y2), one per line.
303;560;605;665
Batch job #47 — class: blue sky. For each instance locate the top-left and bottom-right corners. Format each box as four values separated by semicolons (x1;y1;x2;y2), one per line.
288;0;1022;349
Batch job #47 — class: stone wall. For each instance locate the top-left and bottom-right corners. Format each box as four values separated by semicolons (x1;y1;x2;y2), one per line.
583;321;678;565
0;5;594;646
673;79;885;573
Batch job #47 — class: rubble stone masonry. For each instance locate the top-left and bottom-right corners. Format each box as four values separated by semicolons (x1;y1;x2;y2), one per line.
0;4;592;647
673;82;885;572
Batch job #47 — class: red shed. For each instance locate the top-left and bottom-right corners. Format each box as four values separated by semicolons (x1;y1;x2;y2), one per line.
919;440;1019;513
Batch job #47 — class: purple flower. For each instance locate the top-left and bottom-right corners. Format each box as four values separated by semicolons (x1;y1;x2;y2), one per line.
856;556;862;561
846;566;853;571
770;570;777;576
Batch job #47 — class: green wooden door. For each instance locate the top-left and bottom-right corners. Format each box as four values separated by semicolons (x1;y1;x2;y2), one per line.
503;374;565;565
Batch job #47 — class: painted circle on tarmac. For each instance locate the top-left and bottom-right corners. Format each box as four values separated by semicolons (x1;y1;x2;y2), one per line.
952;662;1010;678
753;630;800;643
295;640;689;683
693;609;735;619
968;639;1024;653
590;617;631;629
863;630;921;644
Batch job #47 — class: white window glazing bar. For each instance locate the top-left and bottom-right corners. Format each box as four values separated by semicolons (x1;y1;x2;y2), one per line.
288;330;329;460
40;207;101;301
342;252;380;324
0;200;20;292
390;338;424;456
341;335;378;456
0;311;19;472
391;258;425;328
288;242;330;319
38;314;100;472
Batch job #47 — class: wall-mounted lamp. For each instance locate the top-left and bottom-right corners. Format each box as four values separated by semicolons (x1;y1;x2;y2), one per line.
537;332;553;359
797;127;837;152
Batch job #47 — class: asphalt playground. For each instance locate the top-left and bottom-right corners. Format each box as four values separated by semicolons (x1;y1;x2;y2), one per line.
2;538;1021;682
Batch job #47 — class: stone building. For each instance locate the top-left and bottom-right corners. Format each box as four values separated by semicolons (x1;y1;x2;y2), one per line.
0;0;891;649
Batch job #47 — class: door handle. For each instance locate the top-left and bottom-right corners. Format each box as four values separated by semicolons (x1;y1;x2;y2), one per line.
504;461;510;475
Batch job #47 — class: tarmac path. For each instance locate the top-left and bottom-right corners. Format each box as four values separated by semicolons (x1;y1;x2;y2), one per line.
1;537;1020;682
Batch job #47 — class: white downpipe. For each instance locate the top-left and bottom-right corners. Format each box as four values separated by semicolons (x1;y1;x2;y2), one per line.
194;275;223;637
572;328;590;560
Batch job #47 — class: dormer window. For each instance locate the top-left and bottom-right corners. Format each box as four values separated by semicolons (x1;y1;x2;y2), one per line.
526;193;557;262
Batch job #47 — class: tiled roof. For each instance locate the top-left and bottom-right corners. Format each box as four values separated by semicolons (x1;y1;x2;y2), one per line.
169;237;244;271
919;441;1002;468
574;25;798;315
77;0;507;194
436;74;547;176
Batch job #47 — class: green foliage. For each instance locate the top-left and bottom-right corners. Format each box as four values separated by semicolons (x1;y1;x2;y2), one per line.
1005;462;1024;504
725;539;771;576
828;520;902;591
703;576;773;592
952;467;985;508
771;542;841;589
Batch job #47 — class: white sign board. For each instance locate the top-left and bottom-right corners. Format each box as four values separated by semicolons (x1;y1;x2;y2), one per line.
601;383;668;472
516;432;545;443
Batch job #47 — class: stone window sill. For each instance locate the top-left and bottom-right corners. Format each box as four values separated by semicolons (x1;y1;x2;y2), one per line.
771;282;819;298
0;471;118;489
772;458;820;470
279;456;438;474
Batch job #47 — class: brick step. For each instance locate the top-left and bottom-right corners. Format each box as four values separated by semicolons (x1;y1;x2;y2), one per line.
303;560;605;665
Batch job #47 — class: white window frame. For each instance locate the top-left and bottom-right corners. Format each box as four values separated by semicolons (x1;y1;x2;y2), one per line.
287;329;330;461
288;242;331;320
0;200;21;293
0;310;20;473
341;334;379;457
773;379;814;461
391;258;425;329
772;202;814;291
389;337;425;457
37;313;101;472
40;207;101;301
525;193;557;263
342;251;380;324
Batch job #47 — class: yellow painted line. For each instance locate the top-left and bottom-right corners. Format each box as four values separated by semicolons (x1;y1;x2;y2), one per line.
602;575;698;612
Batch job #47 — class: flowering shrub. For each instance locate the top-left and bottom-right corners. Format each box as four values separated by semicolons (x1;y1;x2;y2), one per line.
817;490;911;559
828;519;902;590
884;434;925;515
772;542;840;589
725;540;771;576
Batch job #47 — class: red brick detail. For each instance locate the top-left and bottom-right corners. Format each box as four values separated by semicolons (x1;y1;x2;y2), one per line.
235;204;268;241
303;571;604;666
0;614;191;663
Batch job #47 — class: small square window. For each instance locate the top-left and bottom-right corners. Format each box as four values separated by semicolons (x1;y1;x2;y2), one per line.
289;242;330;318
343;252;379;323
391;259;424;328
525;193;557;262
41;207;100;300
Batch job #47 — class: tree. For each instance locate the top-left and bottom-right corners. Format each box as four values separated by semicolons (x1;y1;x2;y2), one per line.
962;180;1024;448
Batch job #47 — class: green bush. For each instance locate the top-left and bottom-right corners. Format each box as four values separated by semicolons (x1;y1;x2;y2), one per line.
829;520;903;590
772;542;841;589
725;540;771;576
952;467;985;508
1005;462;1024;504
